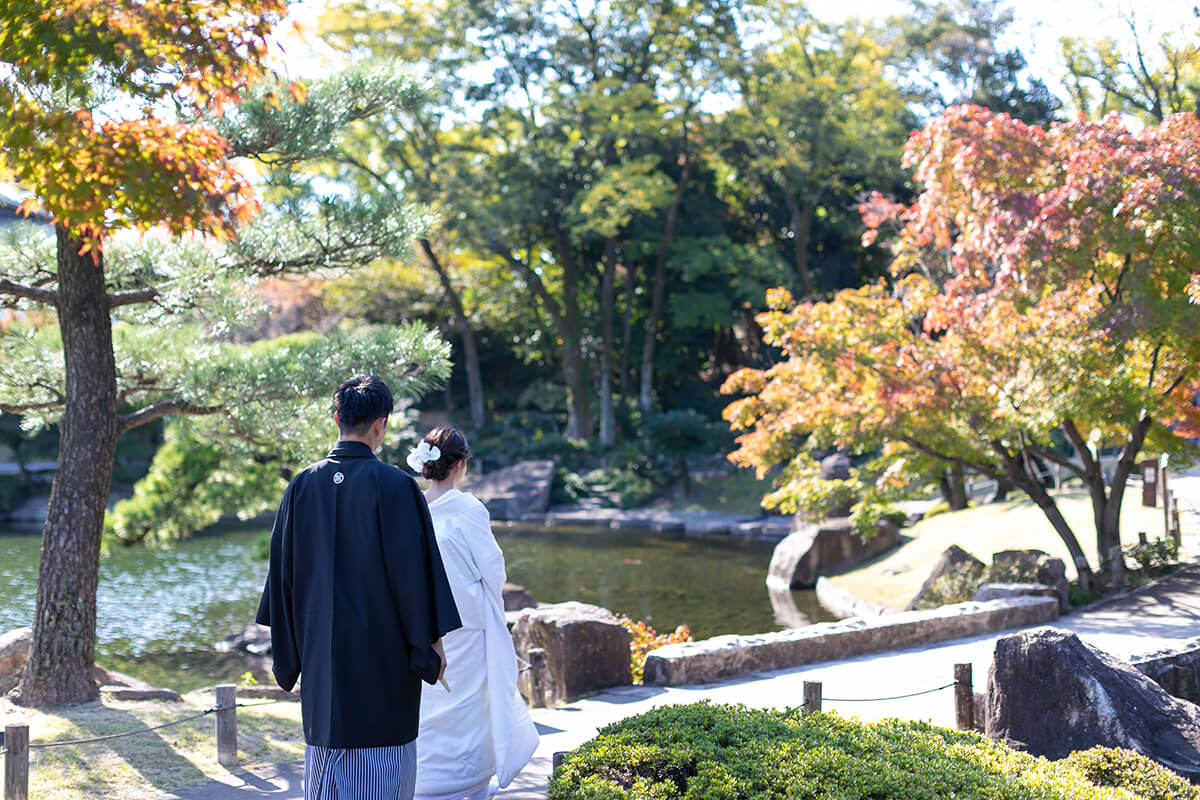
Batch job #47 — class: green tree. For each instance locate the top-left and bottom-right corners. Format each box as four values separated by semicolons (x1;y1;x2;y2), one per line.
717;5;912;299
896;0;1062;124
725;107;1200;592
0;2;446;706
1061;15;1200;122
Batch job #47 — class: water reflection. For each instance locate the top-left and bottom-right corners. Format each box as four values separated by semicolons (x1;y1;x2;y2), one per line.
1;524;842;691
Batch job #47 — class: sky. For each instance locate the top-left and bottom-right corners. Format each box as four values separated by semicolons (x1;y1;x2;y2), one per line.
279;0;1198;98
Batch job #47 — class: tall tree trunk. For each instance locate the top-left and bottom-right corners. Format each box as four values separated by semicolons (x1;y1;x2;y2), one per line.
1008;457;1093;592
618;261;636;402
784;192;814;298
16;228;118;707
939;465;969;510
598;239;617;447
639;161;692;413
420;239;485;429
552;227;591;440
1060;416;1152;590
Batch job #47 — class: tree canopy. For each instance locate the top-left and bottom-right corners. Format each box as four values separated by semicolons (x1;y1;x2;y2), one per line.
724;106;1200;588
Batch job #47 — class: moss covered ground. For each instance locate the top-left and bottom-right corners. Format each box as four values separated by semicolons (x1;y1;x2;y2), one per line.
0;693;303;799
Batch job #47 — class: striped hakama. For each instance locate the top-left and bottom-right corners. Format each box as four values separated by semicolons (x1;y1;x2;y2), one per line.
305;741;417;800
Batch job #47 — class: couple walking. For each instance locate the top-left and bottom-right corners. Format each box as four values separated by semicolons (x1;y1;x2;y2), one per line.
256;374;539;800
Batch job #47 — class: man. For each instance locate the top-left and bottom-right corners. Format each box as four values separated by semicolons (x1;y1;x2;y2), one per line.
257;374;462;799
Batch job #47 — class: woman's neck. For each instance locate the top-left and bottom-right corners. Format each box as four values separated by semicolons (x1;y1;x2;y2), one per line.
424;479;458;504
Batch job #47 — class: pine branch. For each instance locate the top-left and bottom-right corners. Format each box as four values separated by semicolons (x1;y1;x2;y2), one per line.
0;278;57;305
118;400;224;435
108;287;162;308
0;399;63;414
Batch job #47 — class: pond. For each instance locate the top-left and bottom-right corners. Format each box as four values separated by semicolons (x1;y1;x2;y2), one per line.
0;524;840;693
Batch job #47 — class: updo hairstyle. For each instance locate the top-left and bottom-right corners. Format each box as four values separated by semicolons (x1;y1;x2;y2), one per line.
421;427;471;481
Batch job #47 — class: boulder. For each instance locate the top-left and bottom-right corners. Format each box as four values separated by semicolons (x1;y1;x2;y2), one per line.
216;622;273;656
819;452;854;516
986;627;1200;779
988;550;1069;612
0;627;31;694
510;601;631;707
815;577;893;619
94;666;155;690
1132;638;1200;705
502;583;537;611
466;460;556;521
767;518;900;590
972;583;1059;604
906;545;986;610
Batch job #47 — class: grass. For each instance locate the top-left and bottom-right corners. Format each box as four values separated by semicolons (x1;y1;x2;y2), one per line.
0;692;304;799
827;484;1169;610
653;468;774;516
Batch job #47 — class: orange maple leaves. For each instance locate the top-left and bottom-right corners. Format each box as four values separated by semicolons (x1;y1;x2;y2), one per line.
0;0;288;246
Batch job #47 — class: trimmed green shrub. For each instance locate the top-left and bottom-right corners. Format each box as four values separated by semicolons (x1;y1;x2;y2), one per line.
1062;746;1200;799
549;702;1188;800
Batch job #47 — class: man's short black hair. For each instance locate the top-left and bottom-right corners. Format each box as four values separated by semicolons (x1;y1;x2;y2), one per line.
332;374;394;435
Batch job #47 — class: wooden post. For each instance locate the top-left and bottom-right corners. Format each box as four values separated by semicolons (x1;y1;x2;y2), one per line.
215;684;238;768
1171;497;1182;546
954;664;974;731
1162;456;1171;537
802;681;822;715
1141;459;1158;507
3;724;29;800
552;751;567;772
1138;531;1148;546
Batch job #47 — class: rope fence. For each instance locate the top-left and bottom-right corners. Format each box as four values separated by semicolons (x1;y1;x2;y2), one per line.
2;685;295;800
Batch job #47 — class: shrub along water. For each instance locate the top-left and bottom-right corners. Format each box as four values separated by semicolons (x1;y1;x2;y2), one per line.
549;703;1198;800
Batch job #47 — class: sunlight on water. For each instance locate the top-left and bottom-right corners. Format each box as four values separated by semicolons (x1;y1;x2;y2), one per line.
0;525;838;691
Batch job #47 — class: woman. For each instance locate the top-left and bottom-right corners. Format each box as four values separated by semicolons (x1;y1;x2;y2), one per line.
408;427;538;800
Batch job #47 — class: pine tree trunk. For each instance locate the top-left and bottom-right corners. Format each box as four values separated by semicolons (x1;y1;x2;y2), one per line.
16;228;118;707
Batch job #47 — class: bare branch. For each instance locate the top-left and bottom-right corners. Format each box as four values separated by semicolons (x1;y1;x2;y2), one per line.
0;278;57;305
118;400;224;436
108;287;161;308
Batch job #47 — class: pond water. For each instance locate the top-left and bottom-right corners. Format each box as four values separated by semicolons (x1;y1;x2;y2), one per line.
0;525;839;693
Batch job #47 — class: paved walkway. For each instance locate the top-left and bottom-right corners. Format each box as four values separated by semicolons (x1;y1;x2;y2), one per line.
163;469;1200;800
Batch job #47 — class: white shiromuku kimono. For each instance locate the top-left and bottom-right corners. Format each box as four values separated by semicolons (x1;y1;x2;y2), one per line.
414;489;539;800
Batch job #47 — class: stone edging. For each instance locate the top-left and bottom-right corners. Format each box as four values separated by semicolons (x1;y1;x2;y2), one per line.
643;595;1060;686
508;508;793;542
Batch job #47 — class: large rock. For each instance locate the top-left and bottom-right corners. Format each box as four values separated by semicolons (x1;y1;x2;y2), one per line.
502;583;537;611
644;596;1058;686
216;622;273;656
767;518;900;590
987;627;1200;779
0;629;155;696
0;627;31;694
1133;638;1200;705
819;452;854;516
466;460;555;521
907;545;986;610
510;601;631;707
988;550;1069;612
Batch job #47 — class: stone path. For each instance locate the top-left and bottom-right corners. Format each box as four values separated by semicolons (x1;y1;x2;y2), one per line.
159;467;1200;800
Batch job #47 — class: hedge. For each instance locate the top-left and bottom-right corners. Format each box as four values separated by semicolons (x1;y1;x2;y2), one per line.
548;702;1199;800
